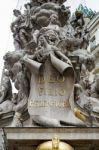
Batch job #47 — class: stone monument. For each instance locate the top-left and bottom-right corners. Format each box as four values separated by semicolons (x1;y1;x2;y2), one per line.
0;0;99;128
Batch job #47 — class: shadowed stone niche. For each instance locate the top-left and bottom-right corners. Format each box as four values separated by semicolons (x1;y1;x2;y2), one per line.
0;0;99;128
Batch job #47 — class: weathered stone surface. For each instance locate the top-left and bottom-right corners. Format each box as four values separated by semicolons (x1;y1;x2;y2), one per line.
4;127;99;140
0;0;98;127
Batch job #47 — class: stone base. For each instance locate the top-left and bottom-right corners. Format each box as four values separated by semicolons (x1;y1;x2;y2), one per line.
2;127;99;150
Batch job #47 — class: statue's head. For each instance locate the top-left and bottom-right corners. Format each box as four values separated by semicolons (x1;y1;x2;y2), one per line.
13;9;21;17
3;52;13;70
3;52;12;61
49;14;59;24
38;35;46;47
44;29;59;45
75;10;83;19
38;28;59;46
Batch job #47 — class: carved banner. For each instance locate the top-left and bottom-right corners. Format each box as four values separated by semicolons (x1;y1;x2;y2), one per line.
28;56;81;123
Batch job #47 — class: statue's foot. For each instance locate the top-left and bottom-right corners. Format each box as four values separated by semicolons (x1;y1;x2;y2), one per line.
11;112;23;127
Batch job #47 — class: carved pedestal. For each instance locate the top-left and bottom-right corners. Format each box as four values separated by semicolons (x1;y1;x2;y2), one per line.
3;127;99;150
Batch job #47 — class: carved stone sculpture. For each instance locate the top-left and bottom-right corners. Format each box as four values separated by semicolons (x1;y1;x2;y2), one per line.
0;71;12;104
0;70;14;115
0;0;98;127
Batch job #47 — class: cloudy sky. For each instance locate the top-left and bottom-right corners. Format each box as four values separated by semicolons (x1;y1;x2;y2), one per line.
0;0;99;79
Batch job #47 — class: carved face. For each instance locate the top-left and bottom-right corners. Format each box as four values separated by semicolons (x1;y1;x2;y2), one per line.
13;9;21;17
50;14;58;24
44;30;59;45
3;52;12;70
3;52;12;61
38;36;45;47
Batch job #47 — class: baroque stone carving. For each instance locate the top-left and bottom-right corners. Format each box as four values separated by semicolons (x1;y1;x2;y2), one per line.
0;0;99;127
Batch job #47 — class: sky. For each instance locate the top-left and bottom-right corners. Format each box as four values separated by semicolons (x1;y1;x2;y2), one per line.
0;0;99;80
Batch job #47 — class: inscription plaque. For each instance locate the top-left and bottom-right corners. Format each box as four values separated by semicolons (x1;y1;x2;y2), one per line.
28;58;81;124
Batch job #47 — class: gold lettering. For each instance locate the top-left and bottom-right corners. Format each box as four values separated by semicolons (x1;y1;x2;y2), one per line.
29;100;70;108
38;75;65;84
38;87;45;96
64;101;70;107
58;89;65;96
38;76;44;84
47;88;53;96
57;75;65;82
38;87;65;96
48;75;56;83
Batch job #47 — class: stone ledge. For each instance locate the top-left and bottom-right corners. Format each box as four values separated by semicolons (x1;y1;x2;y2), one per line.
3;127;99;140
